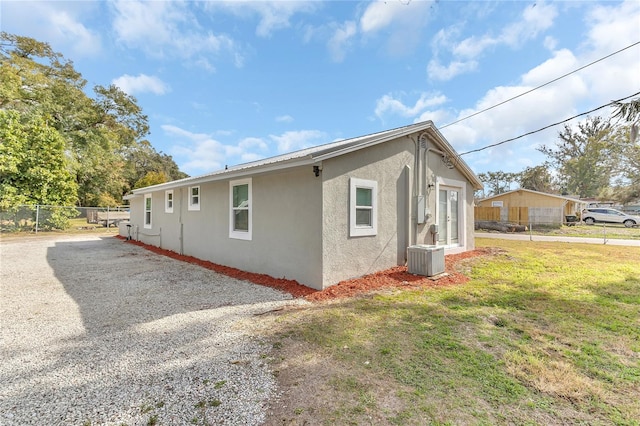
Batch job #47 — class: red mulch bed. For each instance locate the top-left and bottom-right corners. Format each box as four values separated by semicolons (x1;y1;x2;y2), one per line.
115;235;490;302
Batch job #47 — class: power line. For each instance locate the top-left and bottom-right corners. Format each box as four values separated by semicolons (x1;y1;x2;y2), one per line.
458;90;640;156
440;40;640;130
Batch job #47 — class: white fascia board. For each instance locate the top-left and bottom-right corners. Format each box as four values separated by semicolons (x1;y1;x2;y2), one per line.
424;129;484;190
311;122;435;163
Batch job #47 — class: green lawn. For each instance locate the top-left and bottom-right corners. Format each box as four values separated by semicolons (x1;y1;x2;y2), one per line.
267;239;640;425
529;223;640;240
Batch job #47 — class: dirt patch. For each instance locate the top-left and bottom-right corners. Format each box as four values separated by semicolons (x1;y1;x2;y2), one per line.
119;236;496;302
263;337;412;426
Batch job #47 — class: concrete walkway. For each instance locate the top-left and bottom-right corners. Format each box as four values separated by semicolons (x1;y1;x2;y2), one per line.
475;232;640;247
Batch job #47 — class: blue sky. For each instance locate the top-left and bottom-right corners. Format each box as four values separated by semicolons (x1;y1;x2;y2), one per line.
2;0;639;177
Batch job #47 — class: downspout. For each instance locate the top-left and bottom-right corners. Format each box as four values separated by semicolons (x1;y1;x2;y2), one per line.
420;132;449;246
408;135;420;246
405;164;412;258
179;187;184;255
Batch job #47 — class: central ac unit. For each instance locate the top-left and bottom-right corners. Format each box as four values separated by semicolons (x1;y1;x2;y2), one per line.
407;245;445;276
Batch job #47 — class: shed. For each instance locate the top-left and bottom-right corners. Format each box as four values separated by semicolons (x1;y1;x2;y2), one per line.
476;188;587;225
123;121;483;290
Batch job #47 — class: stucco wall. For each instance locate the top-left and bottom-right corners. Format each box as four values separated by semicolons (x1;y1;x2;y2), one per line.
320;137;414;287
126;166;324;289
125;134;478;290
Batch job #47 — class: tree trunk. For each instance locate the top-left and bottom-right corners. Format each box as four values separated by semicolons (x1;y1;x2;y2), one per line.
475;221;527;233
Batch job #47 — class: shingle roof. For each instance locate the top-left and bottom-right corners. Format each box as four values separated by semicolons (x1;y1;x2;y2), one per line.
128;121;482;196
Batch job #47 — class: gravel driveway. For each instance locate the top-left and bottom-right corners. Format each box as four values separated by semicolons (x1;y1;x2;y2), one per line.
0;234;301;425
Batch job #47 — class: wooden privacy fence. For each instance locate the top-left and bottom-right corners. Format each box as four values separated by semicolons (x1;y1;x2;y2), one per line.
508;207;529;225
475;206;529;224
475;206;500;221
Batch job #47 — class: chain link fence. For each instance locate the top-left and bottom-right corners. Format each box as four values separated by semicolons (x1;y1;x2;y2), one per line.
0;205;130;233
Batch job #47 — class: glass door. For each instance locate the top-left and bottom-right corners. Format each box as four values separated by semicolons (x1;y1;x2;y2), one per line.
438;187;460;246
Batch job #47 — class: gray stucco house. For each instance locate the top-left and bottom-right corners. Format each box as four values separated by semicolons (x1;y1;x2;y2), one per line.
123;121;483;290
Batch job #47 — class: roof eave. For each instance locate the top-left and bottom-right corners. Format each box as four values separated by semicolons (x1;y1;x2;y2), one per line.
130;156;315;194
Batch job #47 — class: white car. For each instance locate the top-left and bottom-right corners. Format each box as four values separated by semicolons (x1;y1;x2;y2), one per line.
581;208;640;227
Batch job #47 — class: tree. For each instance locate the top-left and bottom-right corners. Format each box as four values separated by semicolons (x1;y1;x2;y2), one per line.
124;140;188;192
134;171;169;189
612;96;640;128
0;32;186;207
538;116;613;198
477;171;518;197
608;121;640;204
517;164;557;193
0;110;78;228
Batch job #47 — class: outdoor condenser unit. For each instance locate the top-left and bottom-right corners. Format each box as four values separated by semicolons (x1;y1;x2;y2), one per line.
407;245;445;276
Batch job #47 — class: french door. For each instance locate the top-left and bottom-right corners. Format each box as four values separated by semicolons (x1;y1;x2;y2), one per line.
438;187;460;246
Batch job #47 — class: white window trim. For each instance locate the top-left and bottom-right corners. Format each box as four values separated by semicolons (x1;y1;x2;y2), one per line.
188;185;200;211
229;178;252;240
144;193;152;229
349;177;378;237
165;190;174;213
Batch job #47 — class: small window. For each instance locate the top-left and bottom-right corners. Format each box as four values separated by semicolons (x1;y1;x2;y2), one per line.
188;186;200;211
165;190;174;213
144;194;152;229
350;178;377;237
229;178;252;240
491;201;503;207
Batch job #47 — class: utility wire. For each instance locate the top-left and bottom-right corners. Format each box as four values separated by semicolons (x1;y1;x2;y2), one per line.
458;90;640;156
440;40;640;130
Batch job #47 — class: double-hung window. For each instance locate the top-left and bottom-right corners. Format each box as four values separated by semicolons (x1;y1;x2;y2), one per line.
165;190;174;213
188;186;200;211
229;178;252;240
350;178;377;237
144;194;152;229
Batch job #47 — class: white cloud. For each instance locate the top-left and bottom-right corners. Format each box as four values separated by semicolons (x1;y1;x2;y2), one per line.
276;115;294;123
379;1;640;175
375;93;448;119
520;49;579;86
427;59;478;81
1;1;101;57
500;2;557;47
328;21;357;62
166;126;329;174
543;36;557;51
163;125;269;175
269;130;327;153
112;74;169;95
110;0;241;68
208;1;318;38
580;0;640;100
360;0;431;34
360;0;433;57
430;2;558;81
359;1;400;33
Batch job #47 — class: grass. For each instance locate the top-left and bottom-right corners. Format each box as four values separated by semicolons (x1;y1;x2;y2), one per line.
269;239;640;425
527;223;640;240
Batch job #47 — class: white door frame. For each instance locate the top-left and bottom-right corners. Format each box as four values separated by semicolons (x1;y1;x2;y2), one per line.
436;177;467;254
